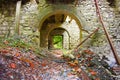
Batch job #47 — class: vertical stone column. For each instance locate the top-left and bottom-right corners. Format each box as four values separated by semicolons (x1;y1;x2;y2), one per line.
63;31;69;49
40;30;48;48
48;35;54;49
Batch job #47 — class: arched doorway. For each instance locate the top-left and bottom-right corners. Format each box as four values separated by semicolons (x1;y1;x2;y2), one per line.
39;10;83;49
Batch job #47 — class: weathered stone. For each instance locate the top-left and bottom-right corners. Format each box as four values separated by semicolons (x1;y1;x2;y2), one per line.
0;0;119;53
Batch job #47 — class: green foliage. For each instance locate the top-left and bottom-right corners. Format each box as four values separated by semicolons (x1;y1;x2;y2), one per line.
7;38;30;48
53;36;63;49
0;36;46;57
0;37;31;50
0;37;7;49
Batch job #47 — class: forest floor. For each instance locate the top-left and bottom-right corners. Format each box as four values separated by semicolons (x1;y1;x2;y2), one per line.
0;37;120;80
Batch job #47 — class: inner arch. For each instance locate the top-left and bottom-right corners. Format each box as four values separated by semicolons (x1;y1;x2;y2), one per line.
39;11;83;49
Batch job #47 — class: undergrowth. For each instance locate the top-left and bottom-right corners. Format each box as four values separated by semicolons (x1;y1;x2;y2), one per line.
0;36;42;56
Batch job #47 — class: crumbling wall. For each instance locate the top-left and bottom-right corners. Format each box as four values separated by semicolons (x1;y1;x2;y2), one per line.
0;3;16;37
0;0;119;53
0;1;39;38
20;1;39;36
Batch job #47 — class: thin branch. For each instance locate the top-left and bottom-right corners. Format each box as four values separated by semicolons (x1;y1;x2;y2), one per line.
75;27;99;50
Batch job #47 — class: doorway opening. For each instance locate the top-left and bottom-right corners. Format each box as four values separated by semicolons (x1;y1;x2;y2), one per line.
53;35;63;49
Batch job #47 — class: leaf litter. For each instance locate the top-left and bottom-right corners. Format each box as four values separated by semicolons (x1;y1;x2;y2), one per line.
0;47;81;80
0;37;120;80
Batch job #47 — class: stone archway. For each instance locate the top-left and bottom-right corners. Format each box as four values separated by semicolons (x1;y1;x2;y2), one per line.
38;4;87;49
40;13;81;49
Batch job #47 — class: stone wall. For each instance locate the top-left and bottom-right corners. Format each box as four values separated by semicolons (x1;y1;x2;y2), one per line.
38;0;119;49
0;0;120;53
0;1;39;37
20;1;39;36
0;3;16;37
76;0;120;56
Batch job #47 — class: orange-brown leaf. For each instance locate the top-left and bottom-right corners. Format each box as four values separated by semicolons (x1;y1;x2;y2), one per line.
15;53;20;57
20;57;32;63
9;63;16;69
90;71;97;76
29;62;34;68
76;54;81;58
74;67;82;73
41;62;47;67
0;49;9;53
84;50;89;53
84;50;94;54
74;60;78;64
68;62;77;67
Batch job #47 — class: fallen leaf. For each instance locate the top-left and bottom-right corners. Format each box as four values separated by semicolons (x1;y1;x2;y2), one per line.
29;62;34;68
76;54;81;58
84;50;94;55
90;71;97;76
9;63;16;69
15;53;20;57
74;67;82;73
41;62;47;67
68;62;77;67
0;49;9;53
84;50;89;53
74;60;78;64
20;57;32;63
